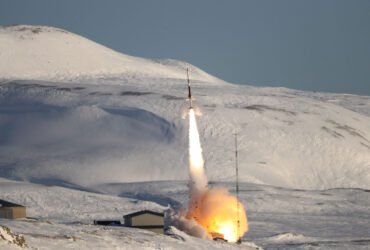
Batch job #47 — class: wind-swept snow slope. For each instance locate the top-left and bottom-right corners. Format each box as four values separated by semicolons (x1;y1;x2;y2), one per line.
0;25;370;190
0;25;221;83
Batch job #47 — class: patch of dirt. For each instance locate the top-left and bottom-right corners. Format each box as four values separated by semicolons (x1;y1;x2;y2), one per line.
0;225;27;248
244;104;297;116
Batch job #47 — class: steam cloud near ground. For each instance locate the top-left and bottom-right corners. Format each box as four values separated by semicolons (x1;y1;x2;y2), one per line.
171;108;248;242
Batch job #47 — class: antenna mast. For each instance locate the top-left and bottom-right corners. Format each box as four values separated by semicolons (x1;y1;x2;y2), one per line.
234;132;242;244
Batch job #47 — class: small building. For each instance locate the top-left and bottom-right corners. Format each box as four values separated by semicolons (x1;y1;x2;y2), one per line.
0;199;26;219
123;210;164;234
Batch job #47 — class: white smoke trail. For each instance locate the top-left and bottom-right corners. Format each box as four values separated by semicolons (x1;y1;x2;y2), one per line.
181;107;248;243
188;108;208;194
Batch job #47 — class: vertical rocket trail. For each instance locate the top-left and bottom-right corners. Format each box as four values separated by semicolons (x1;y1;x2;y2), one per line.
188;108;208;193
184;71;248;243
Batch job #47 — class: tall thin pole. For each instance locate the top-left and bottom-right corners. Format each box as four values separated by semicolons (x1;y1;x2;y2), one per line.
234;132;242;244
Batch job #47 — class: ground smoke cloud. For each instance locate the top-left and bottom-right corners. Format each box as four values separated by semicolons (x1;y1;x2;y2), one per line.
174;108;248;242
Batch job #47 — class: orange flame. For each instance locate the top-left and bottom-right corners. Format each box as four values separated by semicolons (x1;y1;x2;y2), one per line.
194;188;248;242
186;109;248;242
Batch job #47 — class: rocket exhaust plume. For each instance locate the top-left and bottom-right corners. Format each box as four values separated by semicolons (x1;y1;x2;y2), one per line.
188;108;207;194
182;74;248;242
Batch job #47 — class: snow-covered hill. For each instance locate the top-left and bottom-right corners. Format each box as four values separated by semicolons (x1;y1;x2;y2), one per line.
0;25;221;83
1;80;370;190
0;25;369;190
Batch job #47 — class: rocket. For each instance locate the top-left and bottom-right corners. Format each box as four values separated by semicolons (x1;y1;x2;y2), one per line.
187;68;193;109
182;68;201;119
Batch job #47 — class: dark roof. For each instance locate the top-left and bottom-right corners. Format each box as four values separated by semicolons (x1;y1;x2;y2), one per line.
123;210;164;219
0;199;25;208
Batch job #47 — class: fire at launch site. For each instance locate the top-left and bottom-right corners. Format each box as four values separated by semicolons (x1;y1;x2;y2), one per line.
172;70;248;243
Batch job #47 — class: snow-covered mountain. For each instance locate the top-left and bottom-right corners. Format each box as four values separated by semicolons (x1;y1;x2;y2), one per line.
0;25;370;190
0;25;221;83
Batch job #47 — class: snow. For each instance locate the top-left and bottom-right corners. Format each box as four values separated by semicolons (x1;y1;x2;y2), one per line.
0;24;370;249
0;178;164;223
1;80;369;189
0;25;223;84
0;179;369;249
0;179;260;249
0;25;370;190
0;220;258;250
